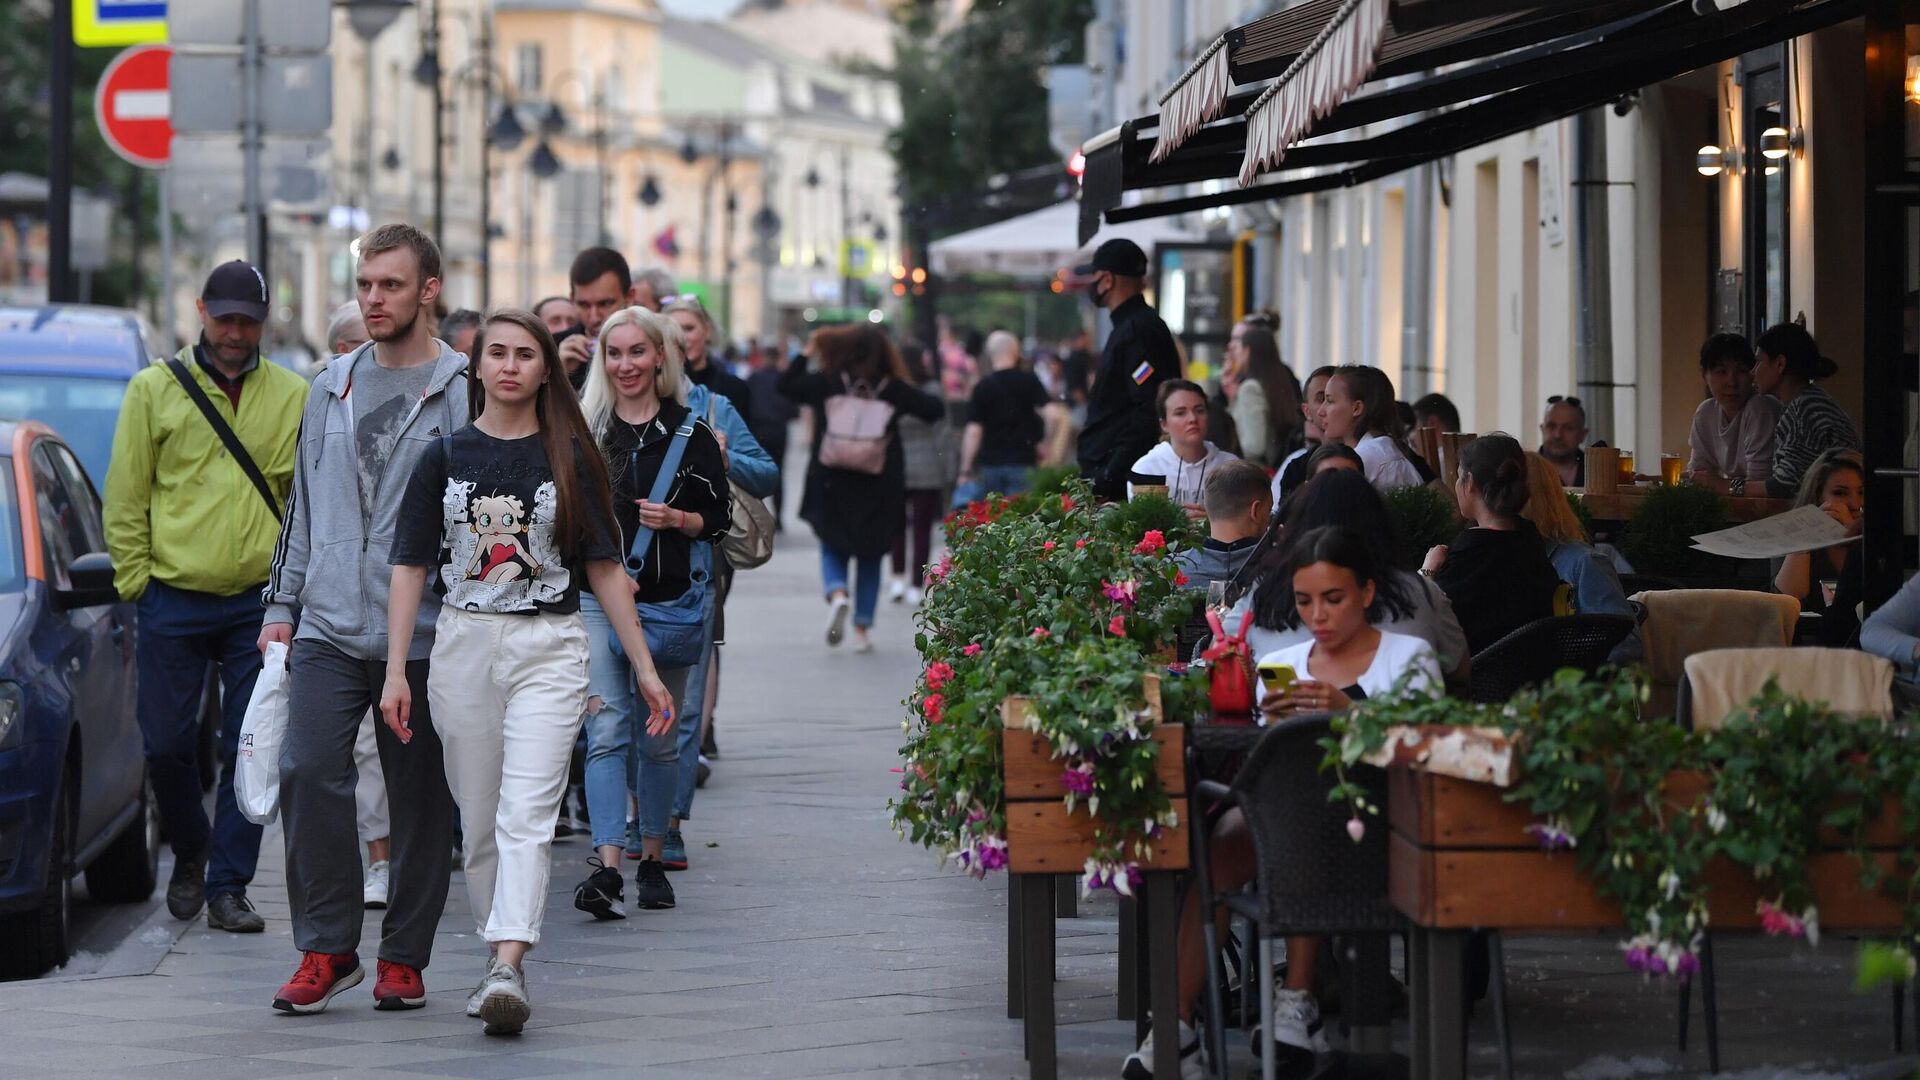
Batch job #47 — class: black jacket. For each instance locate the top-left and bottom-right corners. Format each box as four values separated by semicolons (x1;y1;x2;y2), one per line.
600;401;732;603
1433;520;1564;655
1077;295;1181;500
686;357;752;418
779;356;945;558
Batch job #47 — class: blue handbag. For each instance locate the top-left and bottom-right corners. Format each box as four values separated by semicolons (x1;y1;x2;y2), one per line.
610;419;710;669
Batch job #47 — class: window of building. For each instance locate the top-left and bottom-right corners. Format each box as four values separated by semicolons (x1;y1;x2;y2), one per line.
516;43;544;99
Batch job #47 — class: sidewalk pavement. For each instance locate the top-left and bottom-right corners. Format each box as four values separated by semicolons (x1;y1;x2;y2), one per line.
0;526;1915;1078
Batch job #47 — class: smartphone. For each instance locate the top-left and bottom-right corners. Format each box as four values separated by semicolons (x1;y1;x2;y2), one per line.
1256;663;1297;698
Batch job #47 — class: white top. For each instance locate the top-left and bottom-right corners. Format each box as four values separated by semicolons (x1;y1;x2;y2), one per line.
1355;433;1425;492
1258;628;1443;702
1272;444;1309;505
1684;393;1781;483
1243;571;1469;676
1128;441;1239;508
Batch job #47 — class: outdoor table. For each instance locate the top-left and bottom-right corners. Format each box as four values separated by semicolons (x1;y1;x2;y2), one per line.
1573;485;1792;523
1389;764;1908;1080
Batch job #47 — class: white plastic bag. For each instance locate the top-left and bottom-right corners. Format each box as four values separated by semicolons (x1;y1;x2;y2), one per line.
237;641;290;825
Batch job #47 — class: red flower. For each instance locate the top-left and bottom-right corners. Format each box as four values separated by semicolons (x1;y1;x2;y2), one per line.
1075;539;1089;549
926;661;954;691
1173;570;1189;586
922;693;945;724
1061;494;1076;511
962;642;983;657
1042;540;1056;553
1108;615;1127;637
1134;529;1167;555
1030;627;1051;639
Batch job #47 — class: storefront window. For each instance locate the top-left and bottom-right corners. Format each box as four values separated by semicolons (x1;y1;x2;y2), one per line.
1745;57;1789;332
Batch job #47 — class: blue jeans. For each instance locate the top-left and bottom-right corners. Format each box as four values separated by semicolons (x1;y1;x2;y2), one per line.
672;579;722;822
951;463;1033;508
134;580;265;898
579;597;690;848
821;546;883;629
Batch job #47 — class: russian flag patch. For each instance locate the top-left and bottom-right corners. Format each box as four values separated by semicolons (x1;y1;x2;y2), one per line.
1130;361;1154;385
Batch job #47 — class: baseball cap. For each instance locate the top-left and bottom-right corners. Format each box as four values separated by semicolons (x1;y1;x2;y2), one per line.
202;260;270;322
1073;238;1149;278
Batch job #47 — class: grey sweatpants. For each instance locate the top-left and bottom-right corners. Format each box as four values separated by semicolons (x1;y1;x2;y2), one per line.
280;638;454;968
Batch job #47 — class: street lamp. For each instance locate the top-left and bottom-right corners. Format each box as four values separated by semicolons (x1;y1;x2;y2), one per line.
540;69;612;244
488;104;526;151
340;0;412;42
638;174;662;207
529;141;562;180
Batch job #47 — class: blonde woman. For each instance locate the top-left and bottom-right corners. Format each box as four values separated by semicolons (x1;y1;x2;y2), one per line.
1773;448;1866;645
1521;452;1639;660
574;307;730;915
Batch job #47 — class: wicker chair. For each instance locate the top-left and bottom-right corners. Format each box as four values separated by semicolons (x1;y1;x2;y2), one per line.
1191;716;1491;1079
1466;614;1636;704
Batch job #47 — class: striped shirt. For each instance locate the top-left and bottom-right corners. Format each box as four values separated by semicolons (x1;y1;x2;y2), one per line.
1768;384;1859;497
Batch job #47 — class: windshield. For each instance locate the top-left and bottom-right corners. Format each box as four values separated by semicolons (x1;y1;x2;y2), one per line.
0;460;21;594
0;375;127;488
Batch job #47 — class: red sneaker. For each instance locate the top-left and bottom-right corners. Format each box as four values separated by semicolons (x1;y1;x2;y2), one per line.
272;951;363;1014
374;959;427;1011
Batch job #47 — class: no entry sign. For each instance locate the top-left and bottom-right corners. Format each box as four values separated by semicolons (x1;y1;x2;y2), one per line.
95;44;173;169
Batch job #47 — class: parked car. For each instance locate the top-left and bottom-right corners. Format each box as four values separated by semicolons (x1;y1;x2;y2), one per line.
0;304;221;795
0;420;155;978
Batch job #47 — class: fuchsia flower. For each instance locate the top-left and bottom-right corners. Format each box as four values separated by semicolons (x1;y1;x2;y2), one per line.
1030;627;1051;639
1102;579;1140;609
1525;819;1577;851
925;662;954;691
1173;570;1189;586
1061;759;1095;796
928;554;953;580
1757;899;1809;939
1108;615;1128;637
962;642;983;657
921;693;944;724
1134;530;1167;555
1346;817;1366;843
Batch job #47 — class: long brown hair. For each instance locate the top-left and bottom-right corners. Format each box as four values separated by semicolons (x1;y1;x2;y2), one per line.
813;323;910;384
1239;326;1301;452
469;308;614;558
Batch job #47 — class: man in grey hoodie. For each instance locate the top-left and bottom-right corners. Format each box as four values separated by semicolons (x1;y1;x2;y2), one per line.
1175;459;1273;599
258;224;469;1016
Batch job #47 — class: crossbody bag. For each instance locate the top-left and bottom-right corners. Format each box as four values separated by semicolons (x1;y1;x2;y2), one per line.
166;358;281;520
608;420;709;668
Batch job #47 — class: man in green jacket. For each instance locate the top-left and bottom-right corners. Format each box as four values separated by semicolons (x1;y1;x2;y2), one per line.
104;260;309;933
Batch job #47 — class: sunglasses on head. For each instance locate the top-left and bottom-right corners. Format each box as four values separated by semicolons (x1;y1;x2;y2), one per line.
1547;395;1583;409
660;294;705;311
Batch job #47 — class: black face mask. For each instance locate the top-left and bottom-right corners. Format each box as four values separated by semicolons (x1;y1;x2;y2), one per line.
1089;276;1111;309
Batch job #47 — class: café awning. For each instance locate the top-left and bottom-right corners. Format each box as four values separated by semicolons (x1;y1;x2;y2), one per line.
927;200;1201;277
1082;0;1860;242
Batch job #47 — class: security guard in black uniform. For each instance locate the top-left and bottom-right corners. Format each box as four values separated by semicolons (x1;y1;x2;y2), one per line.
1073;239;1182;502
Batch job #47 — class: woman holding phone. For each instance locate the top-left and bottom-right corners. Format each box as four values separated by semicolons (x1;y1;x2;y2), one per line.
380;309;675;1037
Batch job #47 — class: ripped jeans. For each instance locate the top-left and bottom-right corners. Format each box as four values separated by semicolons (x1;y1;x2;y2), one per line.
579;596;692;849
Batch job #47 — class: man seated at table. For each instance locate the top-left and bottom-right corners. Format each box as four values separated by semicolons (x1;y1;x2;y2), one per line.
1538;394;1591;486
1174;460;1273;600
1686;331;1781;496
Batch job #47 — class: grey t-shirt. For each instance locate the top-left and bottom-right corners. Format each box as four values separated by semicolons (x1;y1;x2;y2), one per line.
351;357;436;520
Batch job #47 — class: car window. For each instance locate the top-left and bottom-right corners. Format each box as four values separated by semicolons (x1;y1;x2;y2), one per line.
0;376;127;488
46;443;106;556
0;459;22;594
32;443;92;588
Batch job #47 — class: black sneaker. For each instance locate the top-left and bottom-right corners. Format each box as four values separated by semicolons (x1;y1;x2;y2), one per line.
167;855;206;920
572;859;627;920
207;892;265;933
634;857;675;910
700;726;718;759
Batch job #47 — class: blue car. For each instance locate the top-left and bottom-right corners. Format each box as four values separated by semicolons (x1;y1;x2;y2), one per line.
0;304;155;485
0;420;155;978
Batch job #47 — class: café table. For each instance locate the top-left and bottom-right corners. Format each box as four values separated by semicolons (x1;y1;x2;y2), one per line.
1573;484;1792;524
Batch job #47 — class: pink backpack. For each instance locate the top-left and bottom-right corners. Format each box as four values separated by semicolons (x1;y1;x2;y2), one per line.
819;376;896;475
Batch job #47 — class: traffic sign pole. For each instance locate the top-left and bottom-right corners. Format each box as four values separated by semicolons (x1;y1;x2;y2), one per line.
50;0;75;303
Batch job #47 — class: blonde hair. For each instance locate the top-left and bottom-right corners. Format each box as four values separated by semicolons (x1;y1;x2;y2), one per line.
1522;451;1589;545
661;295;723;358
581;306;687;439
1793;448;1866;509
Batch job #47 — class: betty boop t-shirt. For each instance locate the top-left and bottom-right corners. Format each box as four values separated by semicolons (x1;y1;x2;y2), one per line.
389;426;619;616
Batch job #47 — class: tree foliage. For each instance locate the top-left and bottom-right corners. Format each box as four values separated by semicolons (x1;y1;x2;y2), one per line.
888;0;1093;219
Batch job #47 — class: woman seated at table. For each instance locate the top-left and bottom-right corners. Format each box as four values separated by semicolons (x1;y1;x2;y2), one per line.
1521;451;1641;662
1317;365;1430;492
1244;469;1470;685
1422;433;1564;655
1123;525;1441;1080
1773;448;1865;646
1128;379;1240;518
1753;322;1860;498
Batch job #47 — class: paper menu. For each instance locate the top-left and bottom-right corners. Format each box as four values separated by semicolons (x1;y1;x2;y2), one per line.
1689;504;1859;560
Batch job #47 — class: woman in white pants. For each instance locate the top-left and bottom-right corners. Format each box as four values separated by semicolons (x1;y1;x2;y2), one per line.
381;309;674;1036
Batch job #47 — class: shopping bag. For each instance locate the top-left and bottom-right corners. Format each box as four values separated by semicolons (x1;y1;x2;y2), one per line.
237;641;290;825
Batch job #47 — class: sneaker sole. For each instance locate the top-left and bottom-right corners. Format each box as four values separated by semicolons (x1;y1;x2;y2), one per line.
634;893;676;910
826;601;849;646
661;857;688;872
273;965;365;1015
373;991;426;1011
166;896;204;920
573;889;627;921
210;916;266;933
364;899;389;910
479;991;530;1035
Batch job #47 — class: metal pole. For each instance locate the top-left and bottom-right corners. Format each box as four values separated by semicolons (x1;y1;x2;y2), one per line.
243;0;265;269
429;0;445;244
721;128;736;334
839;144;852;309
363;36;377;234
48;0;75;302
1571;108;1616;442
160;167;176;349
1401;162;1435;397
478;14;494;310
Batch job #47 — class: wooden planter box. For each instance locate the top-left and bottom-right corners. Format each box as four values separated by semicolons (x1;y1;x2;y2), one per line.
1389;766;1907;932
1000;676;1189;875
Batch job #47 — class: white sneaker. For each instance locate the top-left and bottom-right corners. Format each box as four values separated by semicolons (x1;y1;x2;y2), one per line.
825;595;850;646
906;586;925;606
1121;1019;1203;1080
363;860;390;910
888;578;908;603
476;958;530;1035
465;956;491;1017
1251;987;1329;1070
